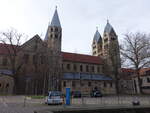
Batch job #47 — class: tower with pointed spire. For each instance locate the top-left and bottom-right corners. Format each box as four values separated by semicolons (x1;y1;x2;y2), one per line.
102;21;121;78
92;21;121;79
92;28;103;56
103;20;117;56
44;7;62;91
45;7;62;53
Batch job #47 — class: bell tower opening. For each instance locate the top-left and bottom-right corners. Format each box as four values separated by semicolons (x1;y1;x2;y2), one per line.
44;7;62;53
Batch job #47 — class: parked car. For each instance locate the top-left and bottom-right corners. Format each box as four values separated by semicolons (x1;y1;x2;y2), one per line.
72;91;82;98
45;91;63;105
91;90;102;97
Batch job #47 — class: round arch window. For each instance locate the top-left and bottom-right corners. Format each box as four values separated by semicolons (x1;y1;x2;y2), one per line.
51;28;53;32
55;28;58;32
6;83;9;88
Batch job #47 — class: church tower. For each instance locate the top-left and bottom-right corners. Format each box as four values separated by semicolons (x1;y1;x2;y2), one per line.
92;28;103;56
44;7;62;53
44;7;62;91
102;20;121;77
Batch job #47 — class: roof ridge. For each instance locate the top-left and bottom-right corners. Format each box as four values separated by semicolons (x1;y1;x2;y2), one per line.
62;51;100;57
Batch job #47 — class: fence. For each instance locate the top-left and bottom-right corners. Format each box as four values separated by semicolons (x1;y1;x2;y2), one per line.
71;95;150;106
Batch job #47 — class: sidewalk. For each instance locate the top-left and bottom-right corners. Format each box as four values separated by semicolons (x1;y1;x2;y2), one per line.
35;104;150;113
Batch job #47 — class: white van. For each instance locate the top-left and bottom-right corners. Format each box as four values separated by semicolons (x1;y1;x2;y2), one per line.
45;91;63;105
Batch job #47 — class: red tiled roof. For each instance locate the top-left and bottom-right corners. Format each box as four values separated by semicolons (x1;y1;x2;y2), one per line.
0;43;102;64
140;68;150;76
121;68;150;77
62;52;103;64
0;43;19;55
120;68;135;79
120;68;135;73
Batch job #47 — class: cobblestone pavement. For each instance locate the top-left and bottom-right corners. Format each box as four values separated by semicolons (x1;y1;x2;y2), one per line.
0;95;150;113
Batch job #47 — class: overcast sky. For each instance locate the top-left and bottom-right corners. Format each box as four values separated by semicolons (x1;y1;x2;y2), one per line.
0;0;150;54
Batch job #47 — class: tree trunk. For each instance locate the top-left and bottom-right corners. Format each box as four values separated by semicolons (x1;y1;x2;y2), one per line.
136;69;143;94
137;75;143;94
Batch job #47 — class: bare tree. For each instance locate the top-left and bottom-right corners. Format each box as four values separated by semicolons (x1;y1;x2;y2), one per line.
120;32;150;94
0;28;26;94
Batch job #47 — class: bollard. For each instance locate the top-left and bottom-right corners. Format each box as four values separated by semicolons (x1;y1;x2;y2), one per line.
82;96;84;105
66;88;70;105
23;96;26;107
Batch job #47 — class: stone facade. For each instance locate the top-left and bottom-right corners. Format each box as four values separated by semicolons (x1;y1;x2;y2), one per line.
61;52;116;94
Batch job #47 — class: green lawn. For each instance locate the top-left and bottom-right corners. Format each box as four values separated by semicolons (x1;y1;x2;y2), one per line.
28;95;46;99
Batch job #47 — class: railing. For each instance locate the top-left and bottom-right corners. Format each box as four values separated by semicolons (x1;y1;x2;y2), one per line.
71;95;150;106
1;95;150;107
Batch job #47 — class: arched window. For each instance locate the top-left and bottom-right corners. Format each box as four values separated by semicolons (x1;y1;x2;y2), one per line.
86;65;89;72
2;57;7;66
23;54;29;63
55;28;58;32
50;34;53;38
111;37;116;40
67;64;70;70
40;55;45;64
104;38;108;42
62;64;63;69
51;28;53;32
110;82;113;87
147;77;150;83
91;66;95;72
72;81;76;88
33;55;38;65
73;64;77;71
88;82;91;87
93;45;96;49
93;51;96;55
97;67;100;73
80;65;83;72
104;82;107;87
55;34;58;38
6;83;9;88
63;81;66;87
104;44;108;49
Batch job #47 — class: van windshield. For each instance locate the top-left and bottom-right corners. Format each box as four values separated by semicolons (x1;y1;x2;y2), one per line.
49;91;61;96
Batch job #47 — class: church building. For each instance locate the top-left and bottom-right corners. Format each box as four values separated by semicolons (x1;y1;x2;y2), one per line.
0;7;121;95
